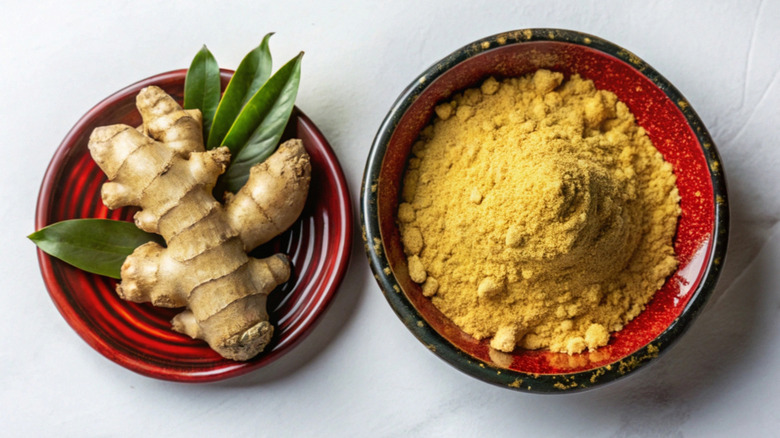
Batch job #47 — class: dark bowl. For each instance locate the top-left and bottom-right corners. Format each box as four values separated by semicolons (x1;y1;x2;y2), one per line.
35;69;353;382
361;29;728;392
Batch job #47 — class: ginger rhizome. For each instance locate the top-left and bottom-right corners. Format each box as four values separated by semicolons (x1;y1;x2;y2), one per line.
88;86;311;360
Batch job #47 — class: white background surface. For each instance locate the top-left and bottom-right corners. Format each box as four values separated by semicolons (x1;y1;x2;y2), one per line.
2;0;779;436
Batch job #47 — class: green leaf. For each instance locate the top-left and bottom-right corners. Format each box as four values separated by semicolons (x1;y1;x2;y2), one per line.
218;52;303;194
207;34;274;149
184;45;221;141
28;219;163;279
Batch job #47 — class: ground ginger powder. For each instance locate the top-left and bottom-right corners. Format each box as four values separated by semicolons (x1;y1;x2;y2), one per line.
398;70;680;354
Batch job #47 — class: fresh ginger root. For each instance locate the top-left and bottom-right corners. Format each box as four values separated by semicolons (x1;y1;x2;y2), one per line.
87;85;311;361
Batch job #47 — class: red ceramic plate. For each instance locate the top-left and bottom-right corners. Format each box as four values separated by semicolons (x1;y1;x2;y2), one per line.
35;70;352;382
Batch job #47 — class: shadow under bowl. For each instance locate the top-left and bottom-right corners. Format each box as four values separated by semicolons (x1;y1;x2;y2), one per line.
361;29;728;392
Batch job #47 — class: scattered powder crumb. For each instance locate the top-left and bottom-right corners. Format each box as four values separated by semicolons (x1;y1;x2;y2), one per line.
490;326;517;352
397;202;416;223
422;277;439;297
407;255;427;283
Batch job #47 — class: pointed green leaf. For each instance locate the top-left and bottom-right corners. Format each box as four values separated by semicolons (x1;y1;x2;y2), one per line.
218;52;303;194
207;34;274;149
28;219;163;279
184;45;221;140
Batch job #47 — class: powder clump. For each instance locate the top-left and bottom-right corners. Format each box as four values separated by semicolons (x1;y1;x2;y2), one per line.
398;69;680;354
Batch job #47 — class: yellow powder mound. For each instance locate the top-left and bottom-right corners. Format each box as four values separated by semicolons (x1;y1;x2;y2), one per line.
398;70;680;354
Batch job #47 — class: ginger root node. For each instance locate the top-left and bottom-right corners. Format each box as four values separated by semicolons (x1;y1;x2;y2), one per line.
88;86;311;361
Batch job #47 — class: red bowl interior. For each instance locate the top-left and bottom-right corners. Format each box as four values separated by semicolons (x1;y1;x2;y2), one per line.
35;69;352;382
377;41;716;374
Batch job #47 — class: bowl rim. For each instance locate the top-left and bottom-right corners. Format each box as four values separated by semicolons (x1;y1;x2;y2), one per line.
35;69;354;382
360;28;729;393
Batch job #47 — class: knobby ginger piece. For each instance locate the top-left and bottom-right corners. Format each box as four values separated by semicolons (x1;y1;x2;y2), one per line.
89;86;311;361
